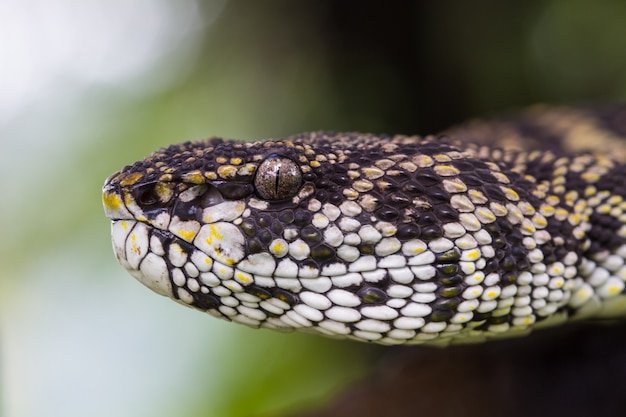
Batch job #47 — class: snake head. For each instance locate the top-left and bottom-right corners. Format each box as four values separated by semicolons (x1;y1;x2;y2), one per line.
103;132;589;345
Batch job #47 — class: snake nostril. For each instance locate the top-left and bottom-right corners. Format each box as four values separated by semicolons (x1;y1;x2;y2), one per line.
138;189;158;206
132;181;175;209
130;182;174;219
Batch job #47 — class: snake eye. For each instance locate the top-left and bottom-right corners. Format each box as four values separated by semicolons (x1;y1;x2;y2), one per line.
254;155;302;201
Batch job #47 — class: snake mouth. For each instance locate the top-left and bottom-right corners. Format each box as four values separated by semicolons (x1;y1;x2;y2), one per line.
104;178;254;302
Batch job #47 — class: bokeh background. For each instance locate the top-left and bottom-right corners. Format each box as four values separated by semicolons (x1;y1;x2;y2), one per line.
3;1;626;416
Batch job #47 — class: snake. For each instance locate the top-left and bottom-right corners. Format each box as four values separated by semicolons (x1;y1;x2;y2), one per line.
102;105;626;346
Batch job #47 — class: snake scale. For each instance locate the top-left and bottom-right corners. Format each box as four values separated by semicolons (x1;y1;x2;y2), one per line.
102;105;626;346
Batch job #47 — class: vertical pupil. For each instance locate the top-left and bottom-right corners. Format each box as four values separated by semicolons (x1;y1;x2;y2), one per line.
254;156;302;200
275;166;281;194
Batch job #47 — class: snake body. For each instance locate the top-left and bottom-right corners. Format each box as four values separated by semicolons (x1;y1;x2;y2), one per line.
103;105;626;345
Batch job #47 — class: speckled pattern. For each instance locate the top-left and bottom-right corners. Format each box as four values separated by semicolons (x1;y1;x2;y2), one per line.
102;105;626;345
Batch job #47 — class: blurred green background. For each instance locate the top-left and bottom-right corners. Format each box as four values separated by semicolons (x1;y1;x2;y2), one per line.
2;1;626;416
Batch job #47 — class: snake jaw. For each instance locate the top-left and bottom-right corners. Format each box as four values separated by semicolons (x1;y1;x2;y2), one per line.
103;179;175;295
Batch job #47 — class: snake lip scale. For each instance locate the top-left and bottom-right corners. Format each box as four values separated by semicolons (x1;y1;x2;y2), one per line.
103;105;626;346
